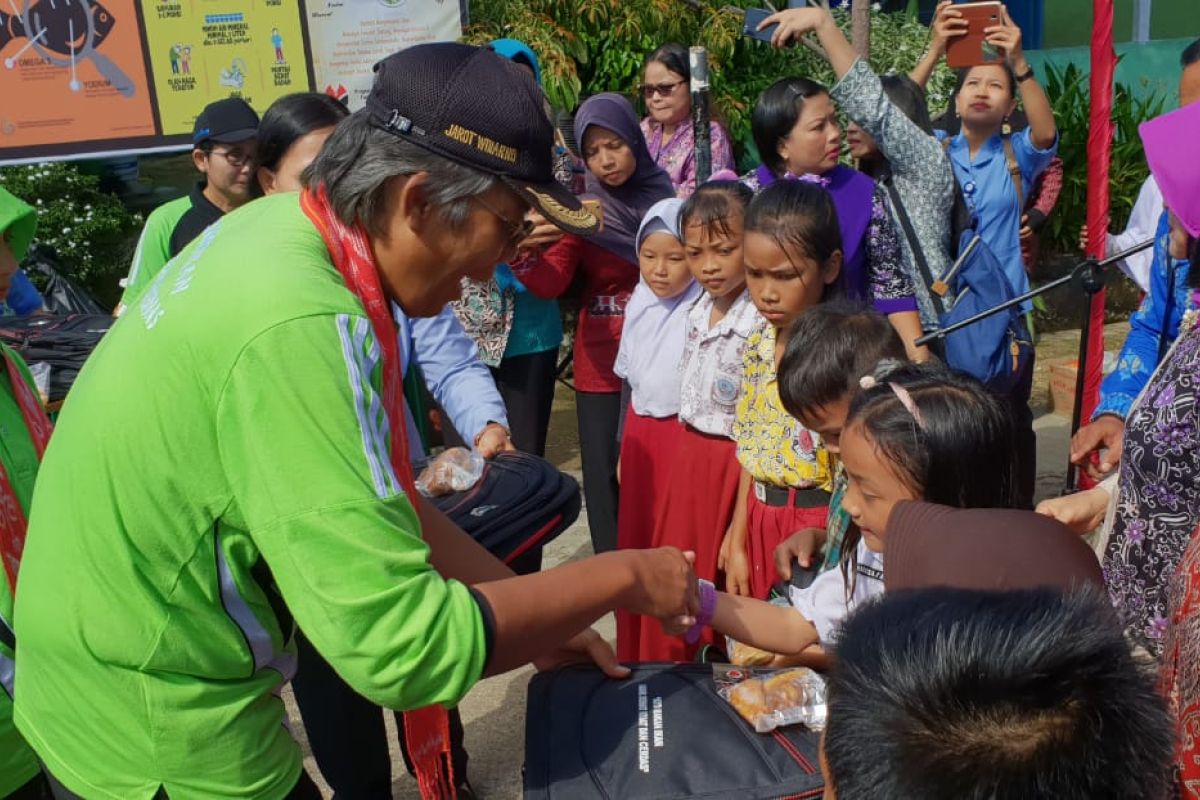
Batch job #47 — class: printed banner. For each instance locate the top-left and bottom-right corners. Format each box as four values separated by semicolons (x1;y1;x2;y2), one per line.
0;0;156;159
0;0;463;165
142;1;311;135
304;0;462;109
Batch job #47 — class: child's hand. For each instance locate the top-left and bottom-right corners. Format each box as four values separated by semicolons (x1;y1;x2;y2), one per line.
1035;488;1110;536
1070;415;1125;479
719;522;752;596
774;528;825;581
724;546;751;597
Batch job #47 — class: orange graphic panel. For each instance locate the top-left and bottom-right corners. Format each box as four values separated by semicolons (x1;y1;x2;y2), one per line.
0;0;154;149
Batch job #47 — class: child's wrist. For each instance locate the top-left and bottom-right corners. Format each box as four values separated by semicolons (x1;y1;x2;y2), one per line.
685;580;717;644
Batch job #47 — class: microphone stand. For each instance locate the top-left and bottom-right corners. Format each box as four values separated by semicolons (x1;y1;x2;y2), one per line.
914;237;1155;494
689;46;711;185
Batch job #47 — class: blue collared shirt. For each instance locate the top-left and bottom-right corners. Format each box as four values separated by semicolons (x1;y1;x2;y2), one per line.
394;304;508;459
936;128;1058;313
1095;210;1193;420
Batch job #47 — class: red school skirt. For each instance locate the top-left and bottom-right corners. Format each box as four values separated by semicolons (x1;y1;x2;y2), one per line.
624;424;741;663
615;410;685;661
745;483;830;600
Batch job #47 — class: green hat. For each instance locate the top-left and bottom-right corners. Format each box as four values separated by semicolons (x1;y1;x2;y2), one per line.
0;185;38;262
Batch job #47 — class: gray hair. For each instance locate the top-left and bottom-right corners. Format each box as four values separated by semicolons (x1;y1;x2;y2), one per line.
302;110;499;237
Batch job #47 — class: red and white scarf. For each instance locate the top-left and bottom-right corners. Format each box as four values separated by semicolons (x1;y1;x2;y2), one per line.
0;348;53;593
301;187;456;800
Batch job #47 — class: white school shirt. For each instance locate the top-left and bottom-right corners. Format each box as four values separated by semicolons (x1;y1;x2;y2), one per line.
789;540;884;644
677;289;760;438
1107;175;1162;293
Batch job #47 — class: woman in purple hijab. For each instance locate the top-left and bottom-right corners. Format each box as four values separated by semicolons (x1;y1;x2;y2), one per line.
511;92;674;555
742;77;927;360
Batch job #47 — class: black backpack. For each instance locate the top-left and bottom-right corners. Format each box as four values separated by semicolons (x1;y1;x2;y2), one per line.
524;664;825;800
0;314;113;402
430;451;580;574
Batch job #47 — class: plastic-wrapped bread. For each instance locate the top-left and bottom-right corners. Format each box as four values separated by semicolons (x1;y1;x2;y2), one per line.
714;665;827;733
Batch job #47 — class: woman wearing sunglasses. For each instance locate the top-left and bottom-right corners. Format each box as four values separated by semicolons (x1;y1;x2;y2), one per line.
640;43;736;198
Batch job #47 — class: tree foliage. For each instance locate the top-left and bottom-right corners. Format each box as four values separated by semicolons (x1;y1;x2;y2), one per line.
464;0;956;167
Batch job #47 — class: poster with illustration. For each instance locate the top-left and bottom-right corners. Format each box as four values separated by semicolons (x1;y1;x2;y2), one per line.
0;0;463;164
142;1;312;135
0;0;155;158
305;0;461;110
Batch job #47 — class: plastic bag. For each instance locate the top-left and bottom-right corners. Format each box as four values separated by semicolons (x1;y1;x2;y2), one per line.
713;664;827;733
415;447;485;497
726;637;777;667
28;361;51;406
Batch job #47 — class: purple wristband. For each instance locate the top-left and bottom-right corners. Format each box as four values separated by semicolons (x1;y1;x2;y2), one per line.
685;579;717;644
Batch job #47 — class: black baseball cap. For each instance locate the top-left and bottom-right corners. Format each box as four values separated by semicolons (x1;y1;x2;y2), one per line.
366;43;599;236
193;97;260;145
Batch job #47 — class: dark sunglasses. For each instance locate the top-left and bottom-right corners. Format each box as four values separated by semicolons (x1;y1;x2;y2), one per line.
640;80;684;99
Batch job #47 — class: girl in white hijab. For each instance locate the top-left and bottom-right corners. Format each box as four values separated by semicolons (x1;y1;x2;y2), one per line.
614;197;702;660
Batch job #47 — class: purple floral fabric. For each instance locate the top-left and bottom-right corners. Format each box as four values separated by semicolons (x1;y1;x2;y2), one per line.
1103;315;1200;656
641;118;736;198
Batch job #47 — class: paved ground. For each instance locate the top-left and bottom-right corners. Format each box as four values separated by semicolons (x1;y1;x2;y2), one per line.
287;322;1131;798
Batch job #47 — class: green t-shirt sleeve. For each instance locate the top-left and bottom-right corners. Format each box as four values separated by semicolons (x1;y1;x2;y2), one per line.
215;313;488;710
120;206;176;308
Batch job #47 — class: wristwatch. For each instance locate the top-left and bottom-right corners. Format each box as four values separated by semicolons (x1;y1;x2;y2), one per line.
1015;65;1036;83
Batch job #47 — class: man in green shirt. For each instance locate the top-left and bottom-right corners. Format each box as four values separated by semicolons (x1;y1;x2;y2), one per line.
119;97;260;309
0;186;54;799
14;44;697;799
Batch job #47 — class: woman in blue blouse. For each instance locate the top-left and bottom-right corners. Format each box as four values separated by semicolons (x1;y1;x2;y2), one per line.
917;2;1058;507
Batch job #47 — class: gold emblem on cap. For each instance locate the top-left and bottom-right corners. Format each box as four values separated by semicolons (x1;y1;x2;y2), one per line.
523;187;600;232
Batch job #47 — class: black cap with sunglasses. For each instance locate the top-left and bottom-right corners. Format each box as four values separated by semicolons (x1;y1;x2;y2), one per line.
366;42;599;236
193;98;260;146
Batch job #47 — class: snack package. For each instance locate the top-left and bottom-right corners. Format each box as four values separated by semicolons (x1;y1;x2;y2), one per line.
415;447;486;497
726;636;776;667
713;664;827;733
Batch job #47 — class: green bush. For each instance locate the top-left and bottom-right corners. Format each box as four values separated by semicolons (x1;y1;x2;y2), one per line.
464;1;956;168
0;161;142;307
1041;61;1166;256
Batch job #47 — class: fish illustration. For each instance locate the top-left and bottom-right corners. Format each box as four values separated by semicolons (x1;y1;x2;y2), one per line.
0;0;117;57
1;0;133;98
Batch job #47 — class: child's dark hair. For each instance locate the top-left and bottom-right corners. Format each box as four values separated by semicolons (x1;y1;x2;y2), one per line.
679;180;753;242
745;180;843;272
825;587;1174;800
752;77;829;177
643;42;689;81
846;361;1018;509
778;303;906;423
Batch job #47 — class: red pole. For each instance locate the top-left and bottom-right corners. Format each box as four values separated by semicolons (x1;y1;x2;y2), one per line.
1079;0;1116;489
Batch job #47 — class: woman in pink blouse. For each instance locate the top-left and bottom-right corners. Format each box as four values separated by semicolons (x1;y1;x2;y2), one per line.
640;43;737;198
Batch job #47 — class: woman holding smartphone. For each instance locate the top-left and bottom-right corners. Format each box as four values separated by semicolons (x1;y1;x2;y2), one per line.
920;1;1058;509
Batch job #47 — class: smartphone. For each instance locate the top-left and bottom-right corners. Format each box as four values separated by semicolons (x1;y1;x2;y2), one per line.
742;8;779;43
945;1;1004;69
581;198;604;232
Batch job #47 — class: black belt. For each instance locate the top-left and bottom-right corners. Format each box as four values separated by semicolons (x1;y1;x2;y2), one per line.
753;480;830;509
